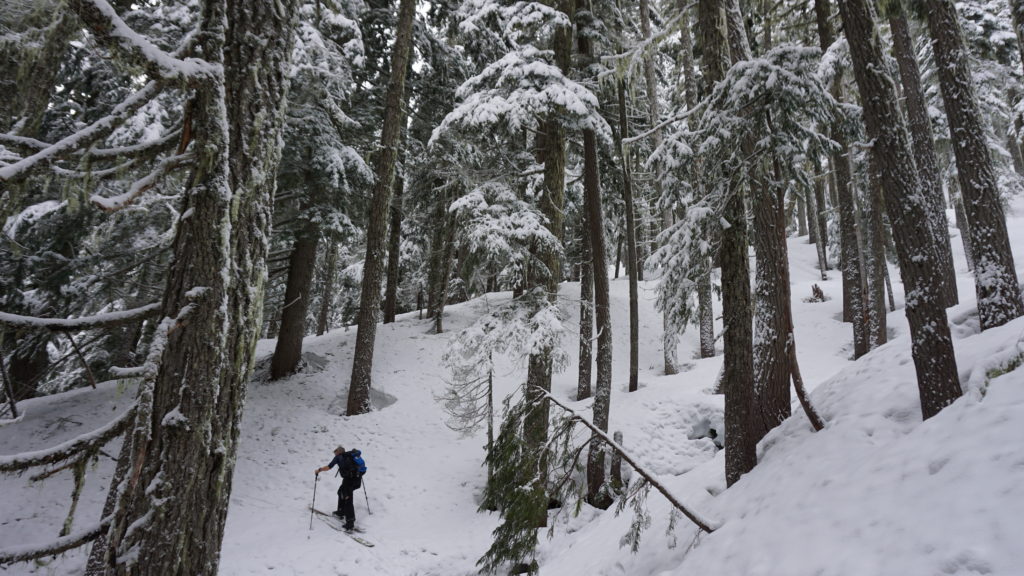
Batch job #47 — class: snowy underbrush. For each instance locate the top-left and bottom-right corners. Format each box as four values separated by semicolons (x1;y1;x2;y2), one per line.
539;312;1024;576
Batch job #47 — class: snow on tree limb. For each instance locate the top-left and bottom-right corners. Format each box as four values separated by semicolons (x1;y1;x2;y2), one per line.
66;0;218;81
0;302;161;331
0;406;135;472
0;81;164;183
541;389;721;534
90;152;193;212
0;516;112;565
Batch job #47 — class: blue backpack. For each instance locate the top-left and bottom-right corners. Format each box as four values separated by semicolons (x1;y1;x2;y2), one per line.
345;450;367;478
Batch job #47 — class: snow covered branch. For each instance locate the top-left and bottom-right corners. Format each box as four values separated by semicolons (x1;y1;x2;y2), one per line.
0;302;161;331
0;406;135;472
66;0;218;80
90;152;193;212
541;390;721;534
0;515;112;565
0;81;164;183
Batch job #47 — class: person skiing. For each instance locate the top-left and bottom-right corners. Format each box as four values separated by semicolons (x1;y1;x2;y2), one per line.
315;445;362;530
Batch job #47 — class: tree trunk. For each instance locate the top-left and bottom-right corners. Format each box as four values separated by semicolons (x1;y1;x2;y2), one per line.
316;238;339;336
270;227;320;380
701;0;756;487
578;212;594;401
836;0;962;419
642;0;680;375
577;1;613;509
347;0;416;416
101;0;298;572
616;78;640;394
383;174;404;324
888;11;958;307
863;170;887;350
797;194;808;237
950;177;975;271
752;159;792;443
676;0;717;359
524;0;574;526
1010;0;1024;77
814;0;867;358
924;0;1024;330
812;170;830;278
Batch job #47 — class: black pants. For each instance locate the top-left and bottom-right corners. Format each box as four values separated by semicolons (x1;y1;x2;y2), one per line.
337;482;357;527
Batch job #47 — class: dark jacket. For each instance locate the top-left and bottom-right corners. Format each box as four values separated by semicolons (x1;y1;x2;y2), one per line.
326;451;362;489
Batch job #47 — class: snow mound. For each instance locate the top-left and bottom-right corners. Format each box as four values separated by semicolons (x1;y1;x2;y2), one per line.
668;315;1024;576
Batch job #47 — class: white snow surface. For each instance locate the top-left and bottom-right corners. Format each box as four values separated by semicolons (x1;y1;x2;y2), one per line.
2;203;1024;575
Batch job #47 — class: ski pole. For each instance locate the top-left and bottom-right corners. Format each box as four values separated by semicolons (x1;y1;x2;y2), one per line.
310;473;319;530
363;478;371;516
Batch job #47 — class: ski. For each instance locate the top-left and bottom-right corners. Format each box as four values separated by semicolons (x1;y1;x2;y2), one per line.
309;507;375;547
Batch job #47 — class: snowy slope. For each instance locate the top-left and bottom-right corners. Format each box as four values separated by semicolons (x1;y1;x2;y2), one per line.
1;204;1023;576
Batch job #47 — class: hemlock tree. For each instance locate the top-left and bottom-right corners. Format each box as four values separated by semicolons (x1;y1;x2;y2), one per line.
270;0;368;380
836;0;963;419
886;4;958;308
700;0;756;487
347;0;417;416
922;0;1024;329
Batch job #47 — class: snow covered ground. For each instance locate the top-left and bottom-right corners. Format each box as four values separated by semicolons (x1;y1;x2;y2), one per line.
2;203;1024;575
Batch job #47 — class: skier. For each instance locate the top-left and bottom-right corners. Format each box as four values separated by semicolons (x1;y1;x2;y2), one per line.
315;445;362;530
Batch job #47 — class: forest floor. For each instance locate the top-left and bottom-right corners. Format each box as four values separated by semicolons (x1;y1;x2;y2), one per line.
2;203;1024;575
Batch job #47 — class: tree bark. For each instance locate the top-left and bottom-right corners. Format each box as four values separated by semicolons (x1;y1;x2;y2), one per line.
701;0;757;487
615;78;640;394
383;174;404;324
101;0;299;571
888;11;958;307
923;0;1024;330
347;0;417;415
577;1;613;509
270;227;320;379
677;0;717;359
641;0;680;375
752;158;792;443
814;0;867;358
836;0;962;419
316;238;339;336
863;169;887;350
578;212;594;401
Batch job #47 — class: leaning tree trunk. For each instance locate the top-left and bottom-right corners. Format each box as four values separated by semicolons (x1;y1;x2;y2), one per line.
100;0;298;572
888;11;958;308
924;0;1024;330
270;223;320;380
347;0;417;415
836;0;962;419
701;0;757;487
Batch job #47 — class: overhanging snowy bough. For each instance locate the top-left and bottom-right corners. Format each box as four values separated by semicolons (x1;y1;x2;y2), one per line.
0;296;200;567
